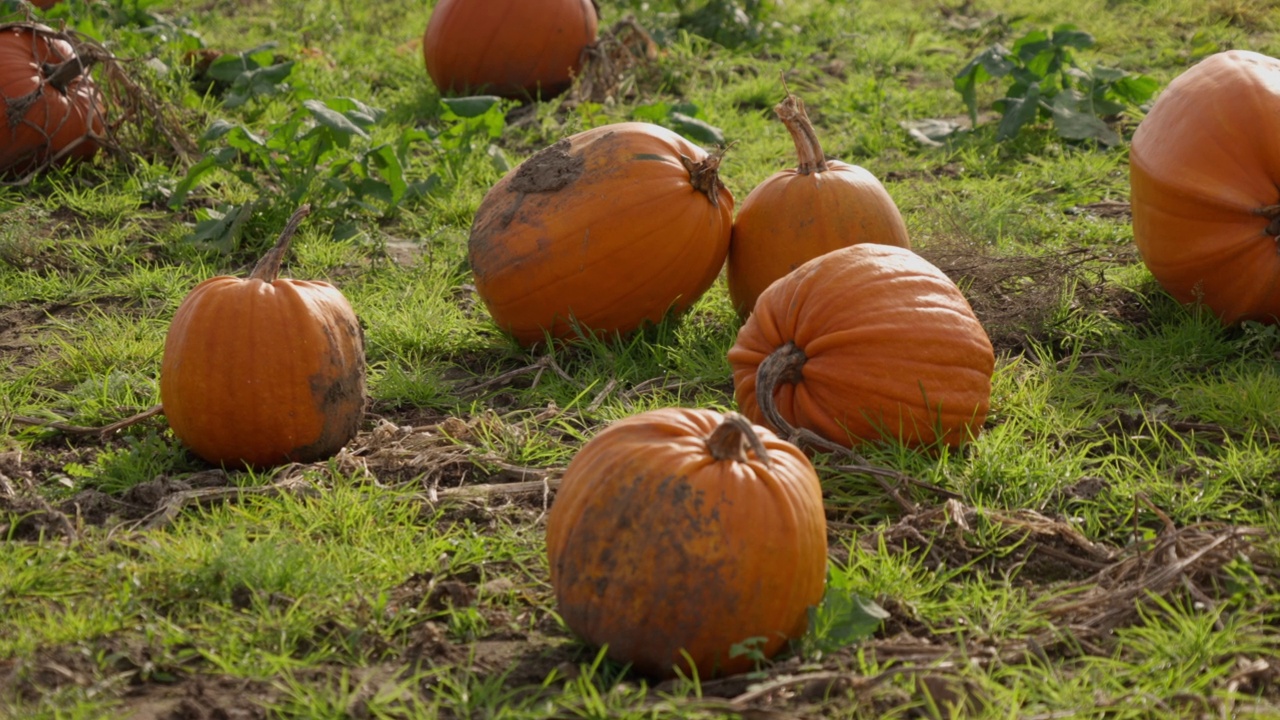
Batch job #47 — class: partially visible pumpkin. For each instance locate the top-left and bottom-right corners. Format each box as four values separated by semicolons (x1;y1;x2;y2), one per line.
546;408;827;679
423;0;598;99
727;92;909;318
0;23;105;175
160;206;367;469
730;244;994;449
1129;50;1280;325
469;122;733;346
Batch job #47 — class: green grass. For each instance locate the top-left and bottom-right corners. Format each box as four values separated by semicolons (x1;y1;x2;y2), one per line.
2;0;1279;717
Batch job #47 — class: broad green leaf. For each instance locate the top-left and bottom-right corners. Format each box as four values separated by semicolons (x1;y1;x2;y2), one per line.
954;45;1014;122
223;61;295;108
1052;24;1096;50
440;95;503;118
668;112;726;146
1052;91;1120;145
997;82;1043;139
305;99;370;140
630;102;672;123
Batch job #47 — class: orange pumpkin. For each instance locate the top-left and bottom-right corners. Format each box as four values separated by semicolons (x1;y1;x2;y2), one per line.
160;207;367;469
546;408;827;679
0;23;105;175
727;92;910;318
423;0;597;99
1130;50;1280;325
730;244;994;449
469;122;733;346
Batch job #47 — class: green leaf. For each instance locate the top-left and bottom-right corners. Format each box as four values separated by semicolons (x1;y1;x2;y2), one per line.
440;95;503;118
954;45;1014;123
1051;91;1120;145
997;82;1043;140
1052;24;1096;50
1109;73;1160;105
185;203;256;253
223;61;294;108
326;97;386;127
305;99;370;140
668;112;726;146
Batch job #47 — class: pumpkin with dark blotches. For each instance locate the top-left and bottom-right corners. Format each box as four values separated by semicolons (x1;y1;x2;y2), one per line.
1129;49;1280;325
423;0;597;99
469;122;733;346
0;23;104;175
160;207;367;469
546;408;827;679
730;243;994;450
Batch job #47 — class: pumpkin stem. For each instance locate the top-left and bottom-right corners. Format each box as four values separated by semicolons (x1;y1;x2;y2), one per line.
753;341;849;455
680;150;728;209
42;56;92;94
706;412;772;468
1259;203;1280;238
250;204;313;282
775;91;828;175
755;341;808;436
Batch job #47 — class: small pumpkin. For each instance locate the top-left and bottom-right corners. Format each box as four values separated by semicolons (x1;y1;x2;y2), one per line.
0;23;105;175
727;91;909;318
546;408;827;679
469;122;733;346
1129;50;1280;325
729;244;994;449
423;0;598;99
160;206;367;469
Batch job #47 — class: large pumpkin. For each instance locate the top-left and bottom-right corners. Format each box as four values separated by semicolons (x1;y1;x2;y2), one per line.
546;408;827;679
730;244;994;449
727;92;909;318
0;23;105;175
160;207;367;469
469;122;733;346
423;0;597;99
1129;50;1280;324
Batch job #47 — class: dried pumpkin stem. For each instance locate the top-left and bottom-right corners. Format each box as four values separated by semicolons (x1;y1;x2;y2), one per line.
754;341;848;455
680;151;728;209
250;204;313;282
1258;203;1280;237
774;91;828;175
706;411;772;468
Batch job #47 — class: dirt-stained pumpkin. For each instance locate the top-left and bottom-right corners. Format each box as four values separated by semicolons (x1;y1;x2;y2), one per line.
423;0;597;99
727;92;909;318
1129;49;1280;324
0;23;105;175
730;244;994;449
469;121;733;346
546;408;827;679
160;207;367;469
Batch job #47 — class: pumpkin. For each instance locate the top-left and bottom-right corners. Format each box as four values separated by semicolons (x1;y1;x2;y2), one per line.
469;121;733;346
727;92;910;318
0;23;105;175
1129;50;1280;325
729;244;994;449
423;0;597;99
546;408;827;679
160;206;367;469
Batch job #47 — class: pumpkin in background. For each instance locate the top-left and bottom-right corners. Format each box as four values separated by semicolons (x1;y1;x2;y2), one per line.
727;91;909;318
730;244;993;449
469;122;733;346
160;206;367;469
0;23;105;175
423;0;597;99
546;408;827;679
1129;50;1280;325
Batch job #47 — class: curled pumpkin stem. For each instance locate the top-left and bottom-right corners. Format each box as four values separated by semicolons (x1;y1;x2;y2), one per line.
774;91;828;175
250;204;313;282
706;411;772;468
1259;203;1280;238
755;341;847;455
680;150;728;209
